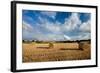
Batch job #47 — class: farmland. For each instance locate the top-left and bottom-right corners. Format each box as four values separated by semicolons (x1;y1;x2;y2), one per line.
22;40;91;63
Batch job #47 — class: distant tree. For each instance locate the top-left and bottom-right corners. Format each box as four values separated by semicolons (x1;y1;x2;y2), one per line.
23;40;25;42
32;40;34;42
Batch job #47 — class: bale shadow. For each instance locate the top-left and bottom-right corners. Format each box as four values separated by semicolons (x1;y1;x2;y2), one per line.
60;48;83;51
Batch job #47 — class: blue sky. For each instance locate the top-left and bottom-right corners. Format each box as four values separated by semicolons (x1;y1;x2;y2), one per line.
22;10;91;41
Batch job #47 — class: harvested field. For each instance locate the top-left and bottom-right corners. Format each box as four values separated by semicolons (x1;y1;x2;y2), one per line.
22;41;91;63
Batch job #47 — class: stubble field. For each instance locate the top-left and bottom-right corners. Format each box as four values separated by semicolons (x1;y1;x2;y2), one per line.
22;41;91;63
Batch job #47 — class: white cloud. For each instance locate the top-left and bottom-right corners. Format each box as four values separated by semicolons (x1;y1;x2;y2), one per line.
23;12;91;41
71;33;91;40
38;13;81;33
22;21;33;32
82;34;91;40
38;16;47;24
22;21;45;40
79;33;91;40
37;16;62;34
62;13;81;31
63;35;71;40
22;21;35;40
45;23;61;33
79;20;91;32
22;21;65;41
40;11;56;19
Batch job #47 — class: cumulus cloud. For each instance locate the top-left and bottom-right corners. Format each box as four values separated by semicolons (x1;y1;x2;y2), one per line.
40;11;56;19
37;16;62;34
62;13;81;31
23;11;91;41
79;20;91;32
22;21;44;40
22;21;33;32
45;23;61;34
38;13;81;34
22;22;34;40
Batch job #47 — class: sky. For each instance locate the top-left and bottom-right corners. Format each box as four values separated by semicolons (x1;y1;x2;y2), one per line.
22;10;91;41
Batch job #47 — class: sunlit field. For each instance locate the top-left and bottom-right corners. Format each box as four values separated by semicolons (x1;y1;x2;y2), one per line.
22;40;91;63
22;10;91;63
